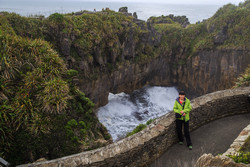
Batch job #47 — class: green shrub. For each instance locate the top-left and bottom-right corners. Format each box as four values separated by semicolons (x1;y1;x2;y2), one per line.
126;124;147;137
240;135;250;152
38;78;71;114
227;152;250;164
48;13;64;23
153;23;173;32
206;2;250;49
67;69;79;78
239;0;250;9
0;19;109;165
234;66;250;88
146;119;155;125
104;134;111;140
226;134;250;164
67;119;78;127
126;118;156;137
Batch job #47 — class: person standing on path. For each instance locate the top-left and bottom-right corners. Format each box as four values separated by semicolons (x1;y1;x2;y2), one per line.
173;91;193;150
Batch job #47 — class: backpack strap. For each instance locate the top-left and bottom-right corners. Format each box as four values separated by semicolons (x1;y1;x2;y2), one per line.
182;101;185;110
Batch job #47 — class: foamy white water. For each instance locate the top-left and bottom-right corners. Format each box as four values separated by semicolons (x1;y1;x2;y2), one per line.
97;86;178;141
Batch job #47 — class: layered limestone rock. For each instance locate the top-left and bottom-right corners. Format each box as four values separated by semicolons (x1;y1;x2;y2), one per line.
78;54;173;106
175;49;250;98
4;8;248;107
16;7;247;108
78;49;250;107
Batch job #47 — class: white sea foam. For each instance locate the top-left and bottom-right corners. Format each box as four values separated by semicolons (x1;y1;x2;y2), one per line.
97;86;178;141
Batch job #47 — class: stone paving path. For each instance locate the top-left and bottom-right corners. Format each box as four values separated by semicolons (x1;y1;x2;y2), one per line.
150;113;250;167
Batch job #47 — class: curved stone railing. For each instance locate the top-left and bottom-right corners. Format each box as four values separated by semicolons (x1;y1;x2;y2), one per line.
196;124;250;167
18;87;250;167
223;124;250;156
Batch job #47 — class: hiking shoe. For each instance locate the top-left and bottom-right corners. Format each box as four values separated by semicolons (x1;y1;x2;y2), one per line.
188;146;192;150
179;142;183;145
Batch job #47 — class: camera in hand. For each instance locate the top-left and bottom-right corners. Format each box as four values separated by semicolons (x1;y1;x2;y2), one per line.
175;113;182;118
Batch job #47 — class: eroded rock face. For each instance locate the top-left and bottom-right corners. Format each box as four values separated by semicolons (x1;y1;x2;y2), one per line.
196;154;249;167
41;10;250;107
119;7;128;13
175;49;250;98
78;54;173;106
133;12;138;19
78;49;250;107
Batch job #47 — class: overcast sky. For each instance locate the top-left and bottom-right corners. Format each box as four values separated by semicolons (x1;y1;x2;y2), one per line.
22;0;245;5
88;0;244;5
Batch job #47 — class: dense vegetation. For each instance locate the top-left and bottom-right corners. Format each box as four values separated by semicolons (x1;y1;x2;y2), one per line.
234;66;250;88
1;10;147;79
227;135;250;164
227;152;250;164
240;135;250;153
0;14;111;166
0;0;249;165
150;0;250;65
1;1;250;77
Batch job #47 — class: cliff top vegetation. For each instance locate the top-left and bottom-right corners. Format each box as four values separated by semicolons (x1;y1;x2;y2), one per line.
0;12;111;166
0;1;249;165
234;65;250;88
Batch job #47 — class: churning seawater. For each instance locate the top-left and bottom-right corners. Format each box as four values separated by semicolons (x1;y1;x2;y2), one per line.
97;86;178;141
0;0;221;23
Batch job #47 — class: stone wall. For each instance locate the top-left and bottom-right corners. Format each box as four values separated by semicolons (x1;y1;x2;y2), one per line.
18;87;250;167
196;124;250;167
223;124;250;156
196;153;249;167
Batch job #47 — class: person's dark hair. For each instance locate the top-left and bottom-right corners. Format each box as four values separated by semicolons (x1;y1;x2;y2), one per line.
179;91;185;95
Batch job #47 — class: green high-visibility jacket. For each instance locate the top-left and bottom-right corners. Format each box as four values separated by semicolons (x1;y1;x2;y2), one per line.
173;97;192;122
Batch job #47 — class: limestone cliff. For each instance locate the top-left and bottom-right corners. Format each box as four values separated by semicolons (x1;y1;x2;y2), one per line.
78;48;249;106
2;2;250;107
75;3;250;106
175;49;250;97
1;2;250;165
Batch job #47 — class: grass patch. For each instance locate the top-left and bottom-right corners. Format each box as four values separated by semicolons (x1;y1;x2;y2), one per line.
227;152;250;164
240;135;250;153
227;133;250;164
126;119;155;137
126;124;147;137
233;66;250;88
